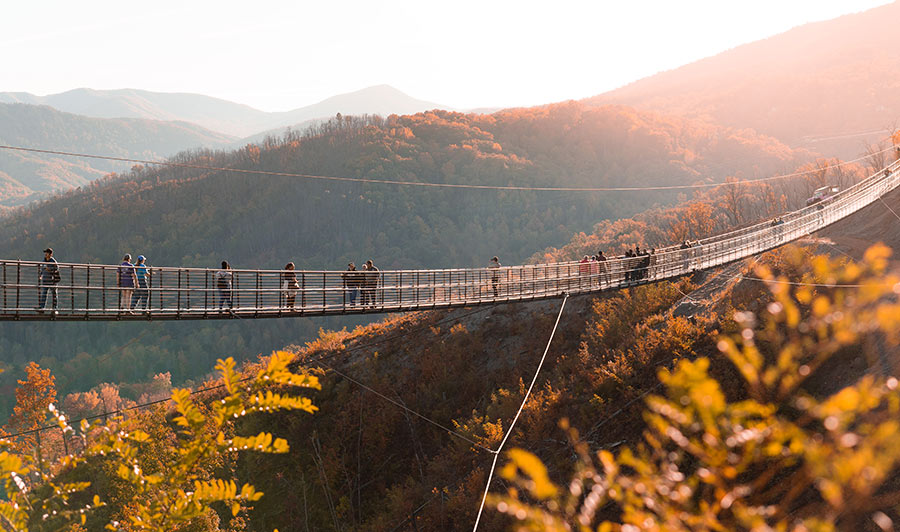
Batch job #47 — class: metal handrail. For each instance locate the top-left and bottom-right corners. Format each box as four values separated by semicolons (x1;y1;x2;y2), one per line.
2;159;898;321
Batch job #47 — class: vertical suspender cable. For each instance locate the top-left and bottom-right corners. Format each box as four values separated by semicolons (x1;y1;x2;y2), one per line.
472;293;569;531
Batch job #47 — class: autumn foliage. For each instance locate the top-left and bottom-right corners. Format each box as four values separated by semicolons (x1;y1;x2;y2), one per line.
0;352;319;531
491;245;900;531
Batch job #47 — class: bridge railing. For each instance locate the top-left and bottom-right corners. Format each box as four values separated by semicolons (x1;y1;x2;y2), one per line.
2;158;898;320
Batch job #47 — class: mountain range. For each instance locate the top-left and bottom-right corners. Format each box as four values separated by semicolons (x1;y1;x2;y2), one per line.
0;103;235;208
0;84;448;138
0;85;453;207
4;1;899;212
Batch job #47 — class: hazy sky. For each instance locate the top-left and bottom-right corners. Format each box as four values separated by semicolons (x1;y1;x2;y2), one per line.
1;0;892;112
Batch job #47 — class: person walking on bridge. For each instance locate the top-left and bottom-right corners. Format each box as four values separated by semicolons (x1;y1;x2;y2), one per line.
38;247;60;313
596;250;608;287
282;262;299;309
216;261;234;312
117;254;137;313
132;255;151;311
579;255;591;289
489;256;501;297
363;260;379;307
623;249;635;283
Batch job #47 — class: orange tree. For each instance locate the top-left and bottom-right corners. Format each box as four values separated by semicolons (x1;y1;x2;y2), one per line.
5;362;57;454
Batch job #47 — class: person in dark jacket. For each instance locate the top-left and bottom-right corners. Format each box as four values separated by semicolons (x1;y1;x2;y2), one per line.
489;256;501;297
638;249;651;280
215;261;234;311
623;249;635;283
282;262;299;309
38;247;60;313
342;262;360;306
595;250;608;286
117;254;137;313
363;260;379;307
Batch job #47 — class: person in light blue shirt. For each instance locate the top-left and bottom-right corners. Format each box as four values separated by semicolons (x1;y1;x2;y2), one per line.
132;255;151;311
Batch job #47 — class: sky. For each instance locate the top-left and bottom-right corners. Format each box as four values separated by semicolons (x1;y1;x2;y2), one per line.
1;0;893;112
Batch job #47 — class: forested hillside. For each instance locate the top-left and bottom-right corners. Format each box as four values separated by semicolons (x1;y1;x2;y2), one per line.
587;2;900;159
0;103;234;208
0;102;812;421
1;103;811;266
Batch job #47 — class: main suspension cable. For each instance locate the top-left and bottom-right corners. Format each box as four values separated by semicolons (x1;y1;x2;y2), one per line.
0;143;895;192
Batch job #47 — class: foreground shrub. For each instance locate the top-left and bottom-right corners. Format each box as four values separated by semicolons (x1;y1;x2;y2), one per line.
492;245;900;531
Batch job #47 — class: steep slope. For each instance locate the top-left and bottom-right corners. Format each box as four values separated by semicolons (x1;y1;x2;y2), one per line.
0;85;448;138
586;2;900;159
232;273;717;530
0;103;235;207
816;183;900;263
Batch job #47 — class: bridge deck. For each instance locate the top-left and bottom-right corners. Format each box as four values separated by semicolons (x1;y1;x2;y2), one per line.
3;160;898;321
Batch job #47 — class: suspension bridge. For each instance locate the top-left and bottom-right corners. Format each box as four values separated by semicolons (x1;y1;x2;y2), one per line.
2;159;899;321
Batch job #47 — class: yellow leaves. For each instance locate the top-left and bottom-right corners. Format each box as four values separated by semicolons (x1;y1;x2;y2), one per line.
258;351;321;390
41;349;320;531
811;295;830;317
816;376;885;427
249;390;318;414
171;388;204;430
875;303;900;339
659;358;726;420
229;433;289;454
216;357;240;394
782;298;801;328
491;246;900;530
863;242;891;273
501;449;559;500
128;430;150;443
719;336;762;387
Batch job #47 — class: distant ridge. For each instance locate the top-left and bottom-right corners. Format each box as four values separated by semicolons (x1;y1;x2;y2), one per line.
0;103;235;208
585;2;900;159
0;85;449;138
